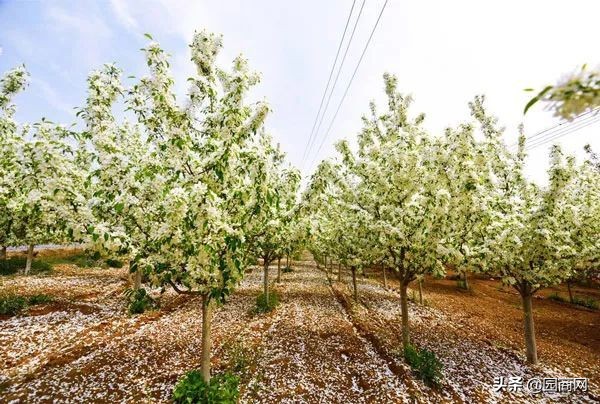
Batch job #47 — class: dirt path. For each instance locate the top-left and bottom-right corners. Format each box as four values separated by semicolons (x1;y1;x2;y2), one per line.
240;262;411;403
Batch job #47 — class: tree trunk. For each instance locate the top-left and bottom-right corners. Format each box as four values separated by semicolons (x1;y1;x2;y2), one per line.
351;266;358;301
263;260;269;304
382;264;387;289
277;257;281;283
566;281;574;304
521;292;538;364
201;294;212;382
0;245;6;261
24;244;34;275
338;263;341;282
418;279;423;305
133;267;142;290
286;254;289;268
399;279;410;348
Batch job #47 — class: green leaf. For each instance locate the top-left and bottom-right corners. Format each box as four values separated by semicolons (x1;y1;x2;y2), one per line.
115;202;124;214
523;96;540;115
524;85;553;115
143;33;153;40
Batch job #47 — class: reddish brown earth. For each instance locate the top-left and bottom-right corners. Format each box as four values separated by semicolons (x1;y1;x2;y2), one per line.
0;252;597;403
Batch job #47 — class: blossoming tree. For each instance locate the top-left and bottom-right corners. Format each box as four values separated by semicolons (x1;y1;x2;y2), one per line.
332;74;451;348
80;30;276;383
472;98;588;364
0;66;29;261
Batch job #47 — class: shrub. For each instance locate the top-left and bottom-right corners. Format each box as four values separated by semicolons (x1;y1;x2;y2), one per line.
254;291;279;314
172;370;239;403
572;296;598;310
282;266;293;273
223;340;258;382
0;295;28;315
72;254;103;269
404;344;443;387
27;294;53;305
105;258;124;268
547;292;566;303
124;288;155;315
0;257;52;276
0;293;54;316
404;344;420;367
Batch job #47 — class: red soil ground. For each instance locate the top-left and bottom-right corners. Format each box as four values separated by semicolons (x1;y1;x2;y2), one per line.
0;251;597;403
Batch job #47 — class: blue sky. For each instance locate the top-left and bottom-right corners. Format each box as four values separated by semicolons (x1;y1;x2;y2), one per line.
1;0;599;183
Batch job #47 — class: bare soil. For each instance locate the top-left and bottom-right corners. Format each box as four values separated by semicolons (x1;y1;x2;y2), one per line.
0;254;597;403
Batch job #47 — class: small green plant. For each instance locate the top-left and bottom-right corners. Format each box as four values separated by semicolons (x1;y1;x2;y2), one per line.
282;266;293;273
254;291;279;314
404;344;420;367
572;296;598;310
223;339;258;382
404;344;443;387
0;295;28;315
547;292;566;303
0;257;52;276
0;293;53;316
105;258;124;268
172;370;239;403
124;288;155;315
27;294;53;305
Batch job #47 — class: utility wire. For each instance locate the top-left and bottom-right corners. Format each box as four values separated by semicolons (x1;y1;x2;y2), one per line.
301;0;358;166
524;113;600;148
308;0;389;170
525;115;600;151
510;107;600;148
303;0;367;168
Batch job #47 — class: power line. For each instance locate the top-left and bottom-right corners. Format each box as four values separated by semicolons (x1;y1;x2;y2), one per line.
302;0;367;168
308;0;389;170
510;107;600;148
300;0;358;166
524;113;600;149
525;115;600;151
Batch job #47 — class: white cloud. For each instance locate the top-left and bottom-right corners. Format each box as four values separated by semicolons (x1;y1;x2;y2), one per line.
109;0;139;33
32;77;75;117
45;5;112;39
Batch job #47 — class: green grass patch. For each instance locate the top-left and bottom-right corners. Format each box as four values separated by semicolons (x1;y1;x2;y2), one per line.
254;290;279;314
0;257;52;276
43;251;124;269
404;344;443;387
172;370;239;403
547;293;597;309
0;295;27;315
572;296;598;310
282;266;293;273
0;294;54;316
547;292;566;303
105;258;124;268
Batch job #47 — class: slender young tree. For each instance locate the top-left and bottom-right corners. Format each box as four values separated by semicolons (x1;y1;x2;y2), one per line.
333;74;451;347
473;98;590;364
0;66;29;262
79;31;279;383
